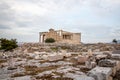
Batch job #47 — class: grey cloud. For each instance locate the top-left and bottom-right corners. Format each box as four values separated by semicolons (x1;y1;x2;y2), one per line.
113;29;120;36
0;24;11;29
0;2;15;21
0;0;120;43
0;1;15;33
14;15;54;29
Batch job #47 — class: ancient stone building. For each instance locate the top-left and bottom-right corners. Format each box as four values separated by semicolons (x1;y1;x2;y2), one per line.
39;28;81;44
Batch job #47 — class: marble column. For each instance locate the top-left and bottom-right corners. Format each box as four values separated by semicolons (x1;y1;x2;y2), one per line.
41;35;43;43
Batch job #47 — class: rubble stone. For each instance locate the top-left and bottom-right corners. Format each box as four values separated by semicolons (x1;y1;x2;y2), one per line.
0;43;120;80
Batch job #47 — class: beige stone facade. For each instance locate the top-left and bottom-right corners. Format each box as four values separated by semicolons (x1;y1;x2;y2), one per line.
39;28;81;44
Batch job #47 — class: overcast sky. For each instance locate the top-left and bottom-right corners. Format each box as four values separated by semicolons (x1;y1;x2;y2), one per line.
0;0;120;43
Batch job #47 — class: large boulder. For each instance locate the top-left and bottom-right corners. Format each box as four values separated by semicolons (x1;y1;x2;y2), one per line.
87;66;112;80
98;59;117;76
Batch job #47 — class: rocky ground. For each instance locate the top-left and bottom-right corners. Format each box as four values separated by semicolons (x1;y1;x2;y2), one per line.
0;43;120;80
113;70;120;80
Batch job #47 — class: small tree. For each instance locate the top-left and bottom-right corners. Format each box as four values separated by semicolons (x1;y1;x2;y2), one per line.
45;38;55;43
0;38;18;51
112;39;117;44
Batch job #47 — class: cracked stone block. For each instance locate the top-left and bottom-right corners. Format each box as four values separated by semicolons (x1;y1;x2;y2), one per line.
64;73;95;80
111;54;120;60
87;66;112;80
112;50;120;54
98;59;116;67
98;60;120;76
48;54;63;61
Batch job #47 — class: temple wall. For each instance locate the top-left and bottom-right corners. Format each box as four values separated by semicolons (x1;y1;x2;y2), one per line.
39;29;81;44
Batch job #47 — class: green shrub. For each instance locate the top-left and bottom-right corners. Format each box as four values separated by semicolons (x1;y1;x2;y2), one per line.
0;38;18;51
45;38;55;43
112;39;117;44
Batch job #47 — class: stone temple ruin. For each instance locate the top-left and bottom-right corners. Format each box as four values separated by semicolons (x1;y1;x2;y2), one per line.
39;28;81;44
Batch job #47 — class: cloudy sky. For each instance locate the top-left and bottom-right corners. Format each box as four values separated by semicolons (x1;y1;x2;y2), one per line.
0;0;120;43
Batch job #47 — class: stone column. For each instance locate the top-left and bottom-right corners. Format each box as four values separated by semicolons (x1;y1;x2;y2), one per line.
39;34;41;43
41;35;43;43
59;30;62;36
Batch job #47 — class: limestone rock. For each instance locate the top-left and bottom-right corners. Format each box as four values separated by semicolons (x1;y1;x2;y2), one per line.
47;54;63;61
85;61;96;69
116;60;120;71
87;66;112;80
96;54;107;60
34;55;40;59
62;53;71;58
98;59;116;67
64;73;95;80
112;50;120;54
77;55;88;64
111;54;120;60
88;49;93;56
23;49;28;54
42;55;48;60
103;51;112;59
